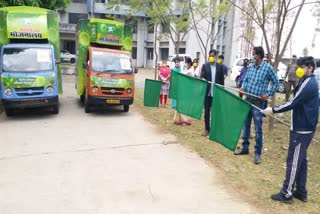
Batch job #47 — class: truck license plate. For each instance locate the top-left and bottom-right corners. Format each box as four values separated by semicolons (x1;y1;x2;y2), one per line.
106;99;120;104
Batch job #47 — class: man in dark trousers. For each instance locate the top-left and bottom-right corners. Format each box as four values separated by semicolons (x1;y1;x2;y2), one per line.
262;56;319;204
200;49;224;136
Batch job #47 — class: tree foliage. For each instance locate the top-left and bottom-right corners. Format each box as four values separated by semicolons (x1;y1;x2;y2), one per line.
189;0;231;61
0;0;71;10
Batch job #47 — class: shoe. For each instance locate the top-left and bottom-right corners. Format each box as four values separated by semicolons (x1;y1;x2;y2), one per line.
202;130;209;136
271;192;293;204
293;191;308;202
234;148;249;155
254;154;261;164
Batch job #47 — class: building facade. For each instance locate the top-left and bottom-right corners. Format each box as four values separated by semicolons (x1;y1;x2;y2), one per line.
58;0;240;68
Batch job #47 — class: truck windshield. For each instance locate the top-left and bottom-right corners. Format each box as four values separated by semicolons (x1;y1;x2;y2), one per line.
2;47;53;72
91;50;132;74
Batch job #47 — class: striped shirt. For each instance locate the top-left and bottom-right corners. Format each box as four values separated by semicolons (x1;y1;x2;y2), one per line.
242;61;279;97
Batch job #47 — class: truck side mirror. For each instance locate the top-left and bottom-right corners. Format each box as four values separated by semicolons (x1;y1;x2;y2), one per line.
83;63;88;69
134;67;138;74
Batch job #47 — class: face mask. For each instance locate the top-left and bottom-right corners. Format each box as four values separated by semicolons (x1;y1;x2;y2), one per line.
251;56;256;64
209;56;215;63
218;59;223;64
296;67;305;78
193;63;198;67
175;63;179;68
163;64;167;68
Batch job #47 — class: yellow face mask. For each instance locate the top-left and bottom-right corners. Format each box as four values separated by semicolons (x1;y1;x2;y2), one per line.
163;64;167;68
209;56;215;63
218;59;223;64
296;67;305;78
193;63;198;67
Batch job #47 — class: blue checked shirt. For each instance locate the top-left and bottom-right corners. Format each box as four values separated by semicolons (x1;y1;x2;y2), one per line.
242;61;279;97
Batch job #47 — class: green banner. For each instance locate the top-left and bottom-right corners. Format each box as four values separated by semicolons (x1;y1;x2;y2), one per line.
91;76;134;88
90;20;123;46
7;12;48;39
209;84;251;151
2;75;55;88
144;79;162;107
169;71;207;120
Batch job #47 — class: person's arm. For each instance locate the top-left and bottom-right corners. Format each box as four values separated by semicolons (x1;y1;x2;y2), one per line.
285;64;290;79
265;66;279;97
273;79;312;113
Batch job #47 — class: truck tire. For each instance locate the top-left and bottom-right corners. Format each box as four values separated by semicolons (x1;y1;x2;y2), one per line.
52;104;59;114
5;108;14;117
70;58;76;64
80;94;85;103
84;96;91;113
123;105;129;112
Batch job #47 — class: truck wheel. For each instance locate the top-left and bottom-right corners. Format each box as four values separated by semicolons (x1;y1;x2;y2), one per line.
84;97;91;113
80;94;85;103
123;105;129;112
5;108;14;117
236;76;241;88
70;58;76;64
52;104;59;114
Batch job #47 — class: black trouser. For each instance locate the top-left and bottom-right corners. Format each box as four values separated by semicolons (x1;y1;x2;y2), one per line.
281;131;314;198
204;95;213;131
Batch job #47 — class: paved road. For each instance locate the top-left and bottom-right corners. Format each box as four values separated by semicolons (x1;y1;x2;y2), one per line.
0;75;257;214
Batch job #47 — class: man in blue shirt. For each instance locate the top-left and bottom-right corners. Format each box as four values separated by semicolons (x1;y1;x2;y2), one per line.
262;56;319;203
234;46;279;164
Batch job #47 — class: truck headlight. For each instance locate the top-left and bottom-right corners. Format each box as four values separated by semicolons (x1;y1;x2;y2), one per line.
5;88;13;96
126;88;132;94
47;86;54;94
92;87;99;94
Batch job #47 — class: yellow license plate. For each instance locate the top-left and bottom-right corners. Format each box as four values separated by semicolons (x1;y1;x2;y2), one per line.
106;99;120;104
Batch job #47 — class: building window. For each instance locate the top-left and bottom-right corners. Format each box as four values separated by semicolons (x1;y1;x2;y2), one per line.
217;45;221;54
62;40;76;54
147;18;154;33
222;45;225;56
161;22;170;33
132;47;137;59
147;48;154;60
69;13;88;24
72;0;87;3
160;48;169;60
196;52;200;60
179;48;186;54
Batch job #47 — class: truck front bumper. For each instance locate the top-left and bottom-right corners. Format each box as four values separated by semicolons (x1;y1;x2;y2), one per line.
87;96;133;106
2;96;58;109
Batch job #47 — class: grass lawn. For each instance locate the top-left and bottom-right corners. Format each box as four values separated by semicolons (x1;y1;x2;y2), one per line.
133;89;320;214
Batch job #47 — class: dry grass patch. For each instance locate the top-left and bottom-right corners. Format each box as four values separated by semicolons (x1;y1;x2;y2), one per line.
133;89;320;214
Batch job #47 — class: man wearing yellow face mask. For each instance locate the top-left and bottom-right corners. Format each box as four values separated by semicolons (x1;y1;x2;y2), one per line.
200;49;225;136
218;55;228;79
193;58;201;78
235;46;279;165
261;56;319;204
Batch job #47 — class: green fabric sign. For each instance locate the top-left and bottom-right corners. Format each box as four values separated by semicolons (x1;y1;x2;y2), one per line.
7;12;48;39
91;76;134;88
2;75;56;88
209;84;251;151
169;71;207;120
144;79;162;107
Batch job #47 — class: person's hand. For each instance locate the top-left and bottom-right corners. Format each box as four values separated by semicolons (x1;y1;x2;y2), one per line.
239;88;245;96
261;107;273;116
260;94;268;101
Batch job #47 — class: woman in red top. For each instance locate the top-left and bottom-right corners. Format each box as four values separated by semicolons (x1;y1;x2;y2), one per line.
158;61;171;107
